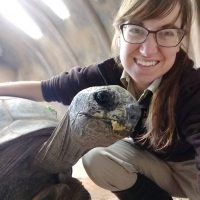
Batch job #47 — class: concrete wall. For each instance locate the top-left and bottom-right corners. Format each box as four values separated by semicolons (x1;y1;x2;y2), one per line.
190;0;200;67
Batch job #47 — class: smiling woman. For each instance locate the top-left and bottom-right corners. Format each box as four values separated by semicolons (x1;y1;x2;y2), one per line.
0;1;199;200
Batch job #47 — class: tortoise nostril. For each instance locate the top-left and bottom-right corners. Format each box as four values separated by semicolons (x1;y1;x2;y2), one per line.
94;91;114;108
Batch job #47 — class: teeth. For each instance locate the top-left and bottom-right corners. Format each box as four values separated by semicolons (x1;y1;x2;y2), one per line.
136;59;158;66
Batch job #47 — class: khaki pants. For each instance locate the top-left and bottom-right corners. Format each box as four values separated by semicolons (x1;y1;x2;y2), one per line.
82;138;199;200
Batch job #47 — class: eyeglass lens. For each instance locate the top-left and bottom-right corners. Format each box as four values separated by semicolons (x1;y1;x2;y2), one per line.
121;24;185;47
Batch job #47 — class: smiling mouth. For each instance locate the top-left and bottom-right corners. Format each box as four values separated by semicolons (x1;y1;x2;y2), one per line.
135;58;159;67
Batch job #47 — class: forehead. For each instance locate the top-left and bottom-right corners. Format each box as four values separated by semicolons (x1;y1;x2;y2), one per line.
133;2;182;29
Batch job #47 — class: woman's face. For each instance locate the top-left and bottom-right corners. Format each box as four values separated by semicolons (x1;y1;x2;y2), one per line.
119;3;182;91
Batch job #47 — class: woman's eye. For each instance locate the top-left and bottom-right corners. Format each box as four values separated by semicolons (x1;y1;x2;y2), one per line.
129;27;143;34
161;30;176;37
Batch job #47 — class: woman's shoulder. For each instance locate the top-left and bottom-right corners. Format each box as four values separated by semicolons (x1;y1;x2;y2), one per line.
85;57;122;74
96;57;123;84
68;57;123;86
84;58;123;85
178;61;200;100
178;49;200;90
181;64;200;86
58;57;122;85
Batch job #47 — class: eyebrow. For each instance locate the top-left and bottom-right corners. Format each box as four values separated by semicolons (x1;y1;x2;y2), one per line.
132;21;181;29
160;24;180;29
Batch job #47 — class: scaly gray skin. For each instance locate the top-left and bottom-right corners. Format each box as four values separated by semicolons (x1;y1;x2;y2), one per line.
36;85;141;173
0;85;141;200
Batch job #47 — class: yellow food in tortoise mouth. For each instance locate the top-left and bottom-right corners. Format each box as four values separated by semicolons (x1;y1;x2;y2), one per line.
111;120;126;131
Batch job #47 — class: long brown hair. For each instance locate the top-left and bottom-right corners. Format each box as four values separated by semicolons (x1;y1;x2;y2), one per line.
112;0;193;150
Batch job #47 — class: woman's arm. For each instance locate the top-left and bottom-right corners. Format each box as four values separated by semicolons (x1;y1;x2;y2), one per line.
0;81;44;101
0;58;118;104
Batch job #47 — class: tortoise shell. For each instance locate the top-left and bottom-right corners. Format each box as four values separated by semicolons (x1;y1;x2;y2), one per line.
0;97;90;200
0;97;58;144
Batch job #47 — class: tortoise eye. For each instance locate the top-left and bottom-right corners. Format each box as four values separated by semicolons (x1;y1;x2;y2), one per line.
93;90;115;110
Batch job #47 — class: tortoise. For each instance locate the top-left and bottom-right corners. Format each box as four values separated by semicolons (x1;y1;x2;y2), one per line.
0;85;141;200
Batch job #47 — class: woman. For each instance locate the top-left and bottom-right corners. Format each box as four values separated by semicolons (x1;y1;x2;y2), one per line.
82;0;200;199
0;0;199;199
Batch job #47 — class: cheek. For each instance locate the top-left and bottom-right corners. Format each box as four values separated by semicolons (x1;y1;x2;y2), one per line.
162;47;179;70
119;37;139;64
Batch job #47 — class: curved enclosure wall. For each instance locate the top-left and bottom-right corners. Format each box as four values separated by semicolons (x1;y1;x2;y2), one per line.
0;0;199;82
0;0;121;81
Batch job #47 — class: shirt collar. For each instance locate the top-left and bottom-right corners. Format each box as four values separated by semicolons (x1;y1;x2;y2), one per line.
120;70;161;100
120;70;130;88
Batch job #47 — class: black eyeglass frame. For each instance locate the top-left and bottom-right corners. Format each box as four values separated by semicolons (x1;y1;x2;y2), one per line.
119;23;186;48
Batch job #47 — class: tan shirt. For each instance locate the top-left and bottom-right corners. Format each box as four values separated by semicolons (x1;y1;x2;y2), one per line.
120;70;161;101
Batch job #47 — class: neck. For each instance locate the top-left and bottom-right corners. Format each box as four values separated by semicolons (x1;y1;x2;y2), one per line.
132;80;149;99
35;113;88;173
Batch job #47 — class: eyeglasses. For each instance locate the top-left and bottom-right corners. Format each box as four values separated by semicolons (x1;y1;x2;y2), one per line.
120;23;185;47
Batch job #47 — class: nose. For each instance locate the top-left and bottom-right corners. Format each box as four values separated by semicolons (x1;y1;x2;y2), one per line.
139;33;159;57
93;90;115;110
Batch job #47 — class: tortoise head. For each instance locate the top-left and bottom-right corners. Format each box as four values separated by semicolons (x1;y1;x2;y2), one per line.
68;85;141;145
36;85;141;173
